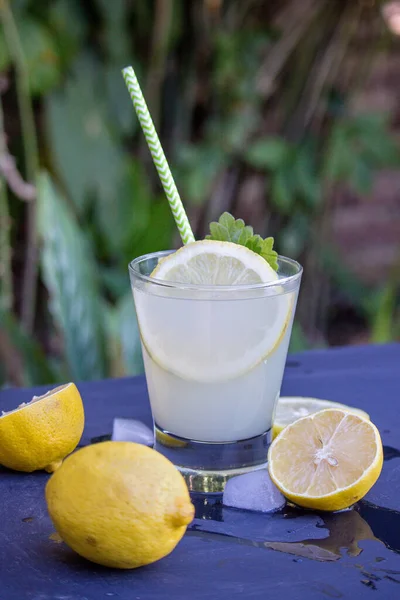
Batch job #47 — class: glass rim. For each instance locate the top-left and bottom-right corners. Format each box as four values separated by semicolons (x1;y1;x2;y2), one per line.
129;250;302;292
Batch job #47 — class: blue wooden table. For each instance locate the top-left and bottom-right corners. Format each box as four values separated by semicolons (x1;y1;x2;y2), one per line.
1;344;400;600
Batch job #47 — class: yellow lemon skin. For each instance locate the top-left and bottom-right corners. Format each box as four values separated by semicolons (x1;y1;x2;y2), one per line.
45;441;195;569
0;383;84;473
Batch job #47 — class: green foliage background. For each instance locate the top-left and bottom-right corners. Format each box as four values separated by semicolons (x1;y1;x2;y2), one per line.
0;0;399;386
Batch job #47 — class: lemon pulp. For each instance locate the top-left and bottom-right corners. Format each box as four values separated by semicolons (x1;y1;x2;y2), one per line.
268;408;383;511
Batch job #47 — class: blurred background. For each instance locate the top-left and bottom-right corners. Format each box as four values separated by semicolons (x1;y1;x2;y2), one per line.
0;0;399;388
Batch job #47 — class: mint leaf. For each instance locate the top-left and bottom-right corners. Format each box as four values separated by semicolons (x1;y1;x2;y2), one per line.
219;212;235;229
245;234;263;255
206;212;278;271
259;237;279;271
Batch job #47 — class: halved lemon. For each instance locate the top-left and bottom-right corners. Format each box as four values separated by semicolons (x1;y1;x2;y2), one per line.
268;408;383;511
272;397;370;440
0;383;84;473
134;240;292;382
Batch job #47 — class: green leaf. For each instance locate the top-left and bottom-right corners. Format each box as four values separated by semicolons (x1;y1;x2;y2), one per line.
48;0;87;66
270;169;294;214
95;158;151;258
288;322;310;353
46;54;123;216
95;0;130;62
361;138;399;168
244;234;263;255
280;213;309;259
323;114;399;188
105;65;136;136
347;113;399;172
219;212;236;230
100;267;129;300
46;55;137;257
245;138;291;171
349;113;389;135
237;226;253;245
349;157;373;196
206;212;248;244
206;212;278;271
125;198;175;259
9;0;30;13
20;19;61;95
213;30;270;103
218;108;258;153
177;144;225;206
319;244;369;307
117;293;144;376
323;122;353;183
243;235;278;270
293;146;321;208
259;237;279;271
0;17;61;95
37;172;106;381
0;29;10;72
102;294;143;377
0;309;61;386
370;286;397;344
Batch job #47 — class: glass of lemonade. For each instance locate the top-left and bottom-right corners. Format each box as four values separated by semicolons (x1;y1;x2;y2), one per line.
129;246;302;493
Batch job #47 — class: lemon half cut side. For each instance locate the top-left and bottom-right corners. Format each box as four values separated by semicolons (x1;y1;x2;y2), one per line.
268;408;383;512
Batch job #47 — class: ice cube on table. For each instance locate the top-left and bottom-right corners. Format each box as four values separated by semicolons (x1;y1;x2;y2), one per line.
112;418;154;446
223;469;286;513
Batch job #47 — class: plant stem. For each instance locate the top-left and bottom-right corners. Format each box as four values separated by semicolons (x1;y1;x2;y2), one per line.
0;0;40;333
0;182;13;312
0;325;25;386
304;4;361;131
145;0;173;131
0;96;13;312
256;0;326;98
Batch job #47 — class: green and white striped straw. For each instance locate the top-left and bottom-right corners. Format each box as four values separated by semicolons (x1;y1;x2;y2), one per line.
122;66;195;245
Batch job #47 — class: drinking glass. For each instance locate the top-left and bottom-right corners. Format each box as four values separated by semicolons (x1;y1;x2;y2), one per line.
129;251;302;493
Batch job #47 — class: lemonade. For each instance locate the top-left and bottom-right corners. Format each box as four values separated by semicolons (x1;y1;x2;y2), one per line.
134;284;297;443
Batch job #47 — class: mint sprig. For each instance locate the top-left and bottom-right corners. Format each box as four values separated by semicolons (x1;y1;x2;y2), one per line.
205;212;278;271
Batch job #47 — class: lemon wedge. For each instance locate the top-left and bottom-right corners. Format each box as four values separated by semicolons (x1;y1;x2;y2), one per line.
272;396;370;440
268;408;383;511
134;240;291;382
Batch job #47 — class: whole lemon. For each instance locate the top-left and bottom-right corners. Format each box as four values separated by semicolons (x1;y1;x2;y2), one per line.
0;383;84;473
45;441;194;569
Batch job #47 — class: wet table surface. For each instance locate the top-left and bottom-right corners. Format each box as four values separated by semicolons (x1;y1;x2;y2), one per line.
1;343;400;600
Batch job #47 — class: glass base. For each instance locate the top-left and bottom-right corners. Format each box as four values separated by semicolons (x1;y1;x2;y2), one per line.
154;424;269;494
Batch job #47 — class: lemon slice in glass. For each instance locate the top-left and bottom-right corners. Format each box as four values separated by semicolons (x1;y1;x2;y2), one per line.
152;239;278;285
135;240;291;382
